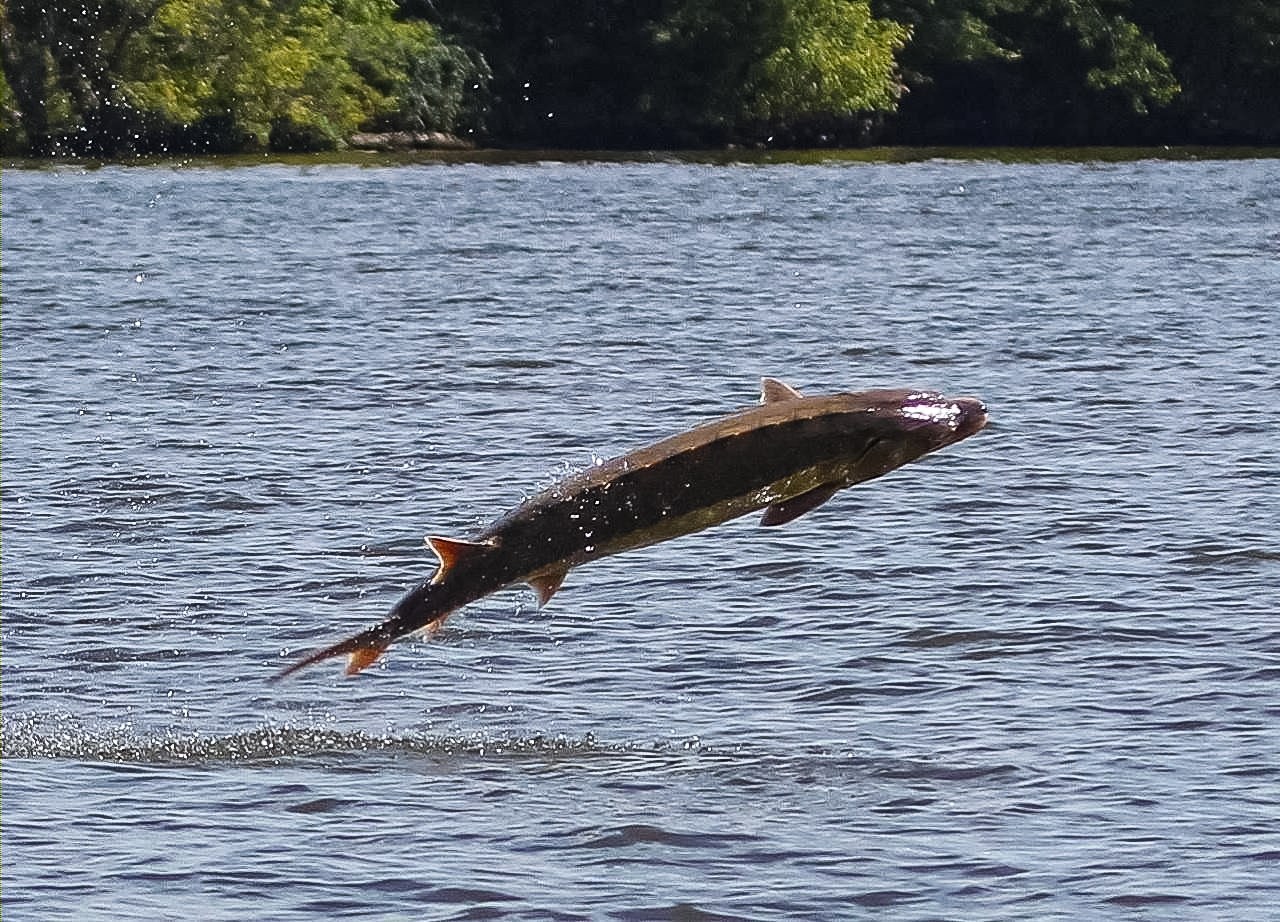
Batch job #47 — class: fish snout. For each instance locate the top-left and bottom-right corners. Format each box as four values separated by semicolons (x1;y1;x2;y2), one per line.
954;397;988;438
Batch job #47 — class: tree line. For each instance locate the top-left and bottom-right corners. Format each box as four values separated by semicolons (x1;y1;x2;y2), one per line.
2;0;1277;156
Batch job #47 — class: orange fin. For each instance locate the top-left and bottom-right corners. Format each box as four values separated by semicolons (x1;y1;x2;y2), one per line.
411;614;450;640
345;645;386;676
760;482;841;527
760;377;804;404
426;535;495;580
527;568;569;607
273;633;386;682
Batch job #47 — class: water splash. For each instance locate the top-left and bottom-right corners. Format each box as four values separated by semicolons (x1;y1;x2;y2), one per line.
0;712;711;767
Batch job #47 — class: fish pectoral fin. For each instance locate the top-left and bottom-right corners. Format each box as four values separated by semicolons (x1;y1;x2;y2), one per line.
760;482;842;527
426;535;495;580
527;567;569;607
760;377;804;404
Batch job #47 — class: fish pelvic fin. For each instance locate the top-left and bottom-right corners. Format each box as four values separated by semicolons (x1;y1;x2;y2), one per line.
527;567;569;607
426;535;496;581
760;482;842;527
760;377;804;404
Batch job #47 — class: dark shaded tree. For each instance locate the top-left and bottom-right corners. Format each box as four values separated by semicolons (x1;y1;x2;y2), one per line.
1;0;161;154
422;0;908;147
418;0;667;146
1130;0;1280;143
873;0;1180;144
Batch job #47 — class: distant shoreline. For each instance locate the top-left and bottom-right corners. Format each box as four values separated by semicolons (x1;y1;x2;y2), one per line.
5;145;1280;171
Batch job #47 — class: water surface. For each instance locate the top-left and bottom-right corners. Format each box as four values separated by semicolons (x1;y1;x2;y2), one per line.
3;157;1278;919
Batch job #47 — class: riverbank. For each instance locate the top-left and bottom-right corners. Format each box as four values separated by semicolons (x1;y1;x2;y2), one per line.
5;145;1280;172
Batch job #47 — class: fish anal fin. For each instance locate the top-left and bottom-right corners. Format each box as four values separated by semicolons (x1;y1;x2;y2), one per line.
761;377;804;404
760;482;842;527
345;645;386;676
527;568;568;607
411;614;450;640
426;535;495;581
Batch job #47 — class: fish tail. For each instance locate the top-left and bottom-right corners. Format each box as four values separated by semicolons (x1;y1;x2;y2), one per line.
273;578;456;681
271;627;391;681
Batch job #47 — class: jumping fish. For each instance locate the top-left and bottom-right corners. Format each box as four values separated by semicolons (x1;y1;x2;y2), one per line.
276;379;987;679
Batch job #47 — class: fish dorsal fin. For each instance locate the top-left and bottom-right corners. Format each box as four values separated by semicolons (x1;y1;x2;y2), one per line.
761;377;804;404
426;535;495;580
527;567;568;607
760;482;842;527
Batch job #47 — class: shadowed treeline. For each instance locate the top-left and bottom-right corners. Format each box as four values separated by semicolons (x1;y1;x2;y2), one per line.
2;0;1277;156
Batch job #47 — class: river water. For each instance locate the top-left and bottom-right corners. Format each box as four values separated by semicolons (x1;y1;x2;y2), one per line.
2;155;1278;919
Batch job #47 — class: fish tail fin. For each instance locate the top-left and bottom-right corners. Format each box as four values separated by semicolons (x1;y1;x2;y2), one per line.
272;577;458;681
271;628;391;682
343;643;388;676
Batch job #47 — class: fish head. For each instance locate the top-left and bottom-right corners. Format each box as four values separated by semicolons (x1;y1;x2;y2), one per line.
898;390;988;444
843;389;988;480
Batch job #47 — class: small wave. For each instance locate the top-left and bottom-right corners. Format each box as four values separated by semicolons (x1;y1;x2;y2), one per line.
850;890;923;908
902;627;1007;649
185;492;278;513
470;356;560;370
576;823;758;850
64;645;190;664
870;759;1021;782
284;796;354;814
1172;544;1280;567
1105;893;1192;907
615;904;739;922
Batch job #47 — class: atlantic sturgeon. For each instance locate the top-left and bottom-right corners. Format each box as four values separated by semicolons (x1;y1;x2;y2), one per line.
277;378;987;679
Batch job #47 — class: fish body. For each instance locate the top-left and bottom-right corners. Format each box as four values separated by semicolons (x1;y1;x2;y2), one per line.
277;378;987;678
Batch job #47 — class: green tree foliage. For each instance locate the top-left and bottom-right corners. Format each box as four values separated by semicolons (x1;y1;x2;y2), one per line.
2;0;1277;152
748;0;910;121
0;0;482;154
134;0;376;149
